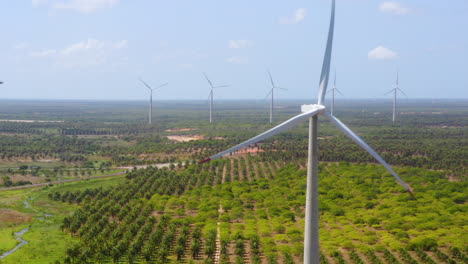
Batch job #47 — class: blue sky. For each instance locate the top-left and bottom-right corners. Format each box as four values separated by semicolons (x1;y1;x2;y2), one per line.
0;0;467;100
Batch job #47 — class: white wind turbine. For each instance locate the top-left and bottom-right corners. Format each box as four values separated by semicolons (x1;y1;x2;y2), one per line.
385;71;407;124
140;79;168;125
266;70;287;124
204;72;229;124
328;70;343;115
200;1;413;263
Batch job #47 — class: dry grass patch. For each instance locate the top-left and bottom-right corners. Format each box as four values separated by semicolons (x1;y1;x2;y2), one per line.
0;209;32;224
8;175;43;184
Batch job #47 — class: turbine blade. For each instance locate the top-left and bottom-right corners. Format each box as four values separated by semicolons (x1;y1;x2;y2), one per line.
214;85;229;88
334;69;337;87
276;87;288;91
325;112;413;196
268;70;275;87
139;79;153;90
336;88;344;96
317;0;335;105
157;82;169;89
199;106;325;163
396;70;399;86
203;72;214;88
384;89;395;95
265;89;273;99
397;88;408;97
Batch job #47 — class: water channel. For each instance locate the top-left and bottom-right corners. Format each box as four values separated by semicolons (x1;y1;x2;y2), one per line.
0;197;52;260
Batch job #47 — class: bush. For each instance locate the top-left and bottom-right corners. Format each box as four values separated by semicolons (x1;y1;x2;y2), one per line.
407;237;438;251
367;217;380;225
273;224;286;234
331;207;345;216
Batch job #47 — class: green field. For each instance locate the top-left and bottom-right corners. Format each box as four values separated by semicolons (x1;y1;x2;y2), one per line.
51;160;467;264
0;99;466;263
0;176;125;264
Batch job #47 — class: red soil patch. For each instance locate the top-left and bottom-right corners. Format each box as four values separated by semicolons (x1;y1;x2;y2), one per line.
151;211;165;217
448;176;463;182
231;146;264;156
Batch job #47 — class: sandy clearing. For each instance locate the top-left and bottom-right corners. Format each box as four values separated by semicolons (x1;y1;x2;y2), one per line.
166;135;205;142
165;128;196;132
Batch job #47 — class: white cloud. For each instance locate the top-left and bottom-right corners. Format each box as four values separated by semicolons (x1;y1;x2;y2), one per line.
32;0;49;7
280;8;307;24
154;49;208;63
368;46;398;60
228;40;254;49
379;2;410;15
50;0;118;13
226;56;248;64
60;39;127;55
29;38;128;68
13;42;29;50
178;63;194;70
29;49;57;58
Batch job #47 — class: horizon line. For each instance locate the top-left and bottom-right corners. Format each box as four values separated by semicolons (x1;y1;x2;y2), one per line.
1;98;468;102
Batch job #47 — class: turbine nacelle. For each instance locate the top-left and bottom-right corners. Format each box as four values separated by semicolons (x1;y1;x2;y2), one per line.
301;104;325;113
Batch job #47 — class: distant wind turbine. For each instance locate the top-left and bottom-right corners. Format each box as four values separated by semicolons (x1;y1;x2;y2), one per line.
266;70;287;123
140;79;168;125
328;70;343;115
200;1;413;263
385;71;407;124
204;73;229;124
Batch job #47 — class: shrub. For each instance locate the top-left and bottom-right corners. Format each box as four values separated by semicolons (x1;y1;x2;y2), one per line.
407;237;438;251
331;207;345;216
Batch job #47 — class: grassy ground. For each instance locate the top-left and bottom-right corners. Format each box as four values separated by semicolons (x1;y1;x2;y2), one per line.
0;161;64;169
0;168;125;187
0;175;125;263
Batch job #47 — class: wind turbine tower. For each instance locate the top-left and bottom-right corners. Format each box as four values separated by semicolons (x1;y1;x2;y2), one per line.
385;71;407;124
204;73;229;124
328;71;343;115
266;70;287;123
140;79;168;125
200;1;413;264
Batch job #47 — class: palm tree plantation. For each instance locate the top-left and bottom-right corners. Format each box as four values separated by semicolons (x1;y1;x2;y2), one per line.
0;99;466;264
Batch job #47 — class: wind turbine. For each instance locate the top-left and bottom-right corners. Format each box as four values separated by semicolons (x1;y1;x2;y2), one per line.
328;71;343;115
266;70;287;123
385;71;407;124
199;1;413;263
204;73;229;124
140;79;168;125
